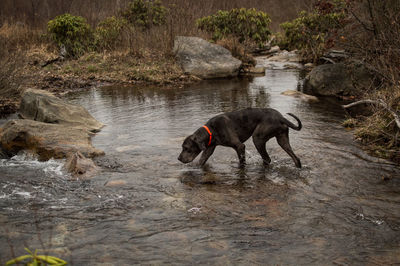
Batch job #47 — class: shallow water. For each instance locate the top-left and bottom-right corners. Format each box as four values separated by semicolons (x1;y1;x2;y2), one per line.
1;59;400;265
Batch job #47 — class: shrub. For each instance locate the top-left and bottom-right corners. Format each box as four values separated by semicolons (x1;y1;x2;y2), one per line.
217;38;256;67
121;0;167;30
279;0;347;62
47;13;93;57
196;8;271;46
95;16;130;50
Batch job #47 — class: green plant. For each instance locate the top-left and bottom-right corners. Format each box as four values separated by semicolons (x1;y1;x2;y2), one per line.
6;247;67;265
196;8;271;46
47;13;93;57
217;38;256;66
121;0;167;30
279;0;347;62
95;16;129;50
86;64;98;73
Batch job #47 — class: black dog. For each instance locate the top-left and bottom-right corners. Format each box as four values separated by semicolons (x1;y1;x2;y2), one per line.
178;108;302;168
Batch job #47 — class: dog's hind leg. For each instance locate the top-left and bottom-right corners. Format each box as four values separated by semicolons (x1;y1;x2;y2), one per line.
199;145;216;166
276;131;301;168
252;125;273;165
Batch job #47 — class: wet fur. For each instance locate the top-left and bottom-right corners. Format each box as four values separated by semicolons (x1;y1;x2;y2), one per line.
178;108;302;168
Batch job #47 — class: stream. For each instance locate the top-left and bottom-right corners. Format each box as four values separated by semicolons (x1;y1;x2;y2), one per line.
1;58;400;265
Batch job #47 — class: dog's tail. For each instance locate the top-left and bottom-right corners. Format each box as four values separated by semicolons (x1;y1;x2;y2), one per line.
283;113;302;131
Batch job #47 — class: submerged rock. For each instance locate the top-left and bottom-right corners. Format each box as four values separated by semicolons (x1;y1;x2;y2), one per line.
19;89;104;132
173;36;242;79
0;119;104;160
65;151;99;179
281;90;319;102
105;179;127;187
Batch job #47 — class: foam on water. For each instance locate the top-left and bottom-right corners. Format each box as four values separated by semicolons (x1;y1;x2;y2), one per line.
0;152;66;177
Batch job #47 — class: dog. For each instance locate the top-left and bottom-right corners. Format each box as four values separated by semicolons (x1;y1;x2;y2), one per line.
178;108;302;168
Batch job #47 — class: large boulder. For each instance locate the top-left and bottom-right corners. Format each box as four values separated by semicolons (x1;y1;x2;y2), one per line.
0;119;104;160
173;36;242;79
303;62;372;97
19;89;104;132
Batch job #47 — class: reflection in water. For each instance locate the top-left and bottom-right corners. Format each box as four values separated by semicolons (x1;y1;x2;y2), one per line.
1;62;400;264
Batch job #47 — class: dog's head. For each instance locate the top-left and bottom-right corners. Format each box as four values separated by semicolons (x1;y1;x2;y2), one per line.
178;131;208;163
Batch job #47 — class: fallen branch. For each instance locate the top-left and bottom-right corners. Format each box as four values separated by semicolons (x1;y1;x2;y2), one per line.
343;99;400;129
320;57;336;64
41;56;62;67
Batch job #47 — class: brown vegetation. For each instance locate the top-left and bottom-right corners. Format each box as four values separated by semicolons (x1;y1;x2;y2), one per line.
0;0;312;30
337;0;400;162
0;0;313;116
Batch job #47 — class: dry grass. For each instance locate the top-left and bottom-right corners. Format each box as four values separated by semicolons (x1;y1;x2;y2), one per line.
55;51;186;84
0;23;56;115
339;1;400;162
346;86;400;162
0;22;48;53
0;0;313;30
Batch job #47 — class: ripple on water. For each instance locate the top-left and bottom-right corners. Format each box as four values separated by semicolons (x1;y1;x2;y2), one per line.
1;58;400;264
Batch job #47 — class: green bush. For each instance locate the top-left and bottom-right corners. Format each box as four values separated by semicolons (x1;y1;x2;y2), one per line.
279;0;347;62
95;16;129;50
121;0;167;30
48;13;93;57
196;8;271;46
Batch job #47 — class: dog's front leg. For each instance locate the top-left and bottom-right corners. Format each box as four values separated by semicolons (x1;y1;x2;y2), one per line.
199;145;216;166
234;143;246;166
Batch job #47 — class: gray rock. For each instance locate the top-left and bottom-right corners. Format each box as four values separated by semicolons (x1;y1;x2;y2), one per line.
304;63;315;69
0;119;104;160
64;151;99;179
19;89;104;132
303;63;372;97
242;66;266;75
269;45;281;54
281;90;319;102
173;36;242;79
268;50;301;62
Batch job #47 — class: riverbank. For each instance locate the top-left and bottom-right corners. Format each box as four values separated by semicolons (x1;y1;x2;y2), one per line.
0;47;196;116
2;63;400;265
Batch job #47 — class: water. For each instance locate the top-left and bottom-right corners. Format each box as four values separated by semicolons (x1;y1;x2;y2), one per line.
1;58;400;265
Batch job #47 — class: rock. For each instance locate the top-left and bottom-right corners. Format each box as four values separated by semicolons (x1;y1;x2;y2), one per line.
281;90;319;102
173;36;242;79
0;119;104;160
283;63;302;70
105;179;127;187
268;45;281;54
268;50;301;62
242;66;266;75
303;63;372;97
248;67;266;74
65;151;99;179
19;89;104;132
304;63;315;69
323;49;349;61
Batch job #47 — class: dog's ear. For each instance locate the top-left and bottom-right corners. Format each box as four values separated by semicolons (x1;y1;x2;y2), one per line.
190;133;207;151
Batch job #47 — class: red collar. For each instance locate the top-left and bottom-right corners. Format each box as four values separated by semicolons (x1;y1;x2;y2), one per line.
202;125;212;146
